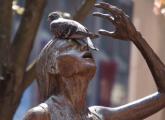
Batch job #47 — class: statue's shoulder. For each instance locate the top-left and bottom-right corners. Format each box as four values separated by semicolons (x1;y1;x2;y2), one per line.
23;103;51;120
89;106;106;120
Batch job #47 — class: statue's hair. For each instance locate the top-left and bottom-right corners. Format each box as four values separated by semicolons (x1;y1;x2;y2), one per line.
36;39;69;101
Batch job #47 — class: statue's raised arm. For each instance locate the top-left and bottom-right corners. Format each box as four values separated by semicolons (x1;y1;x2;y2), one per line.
89;2;165;120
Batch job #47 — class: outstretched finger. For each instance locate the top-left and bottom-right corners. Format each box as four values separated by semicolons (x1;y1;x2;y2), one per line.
94;2;123;18
93;12;114;23
98;29;117;38
94;2;111;11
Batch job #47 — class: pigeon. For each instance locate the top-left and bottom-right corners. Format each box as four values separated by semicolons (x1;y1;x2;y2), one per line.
48;11;99;50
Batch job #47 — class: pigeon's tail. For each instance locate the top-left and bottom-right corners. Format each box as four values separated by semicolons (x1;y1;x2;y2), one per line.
75;31;99;40
87;37;99;51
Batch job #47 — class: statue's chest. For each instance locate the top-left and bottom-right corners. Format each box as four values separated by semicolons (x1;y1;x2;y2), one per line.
49;103;100;120
46;96;100;120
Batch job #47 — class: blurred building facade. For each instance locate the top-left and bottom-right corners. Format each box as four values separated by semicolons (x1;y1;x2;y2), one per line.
129;0;165;120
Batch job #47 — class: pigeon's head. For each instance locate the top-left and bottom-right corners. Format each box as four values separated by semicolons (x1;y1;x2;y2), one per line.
48;12;61;22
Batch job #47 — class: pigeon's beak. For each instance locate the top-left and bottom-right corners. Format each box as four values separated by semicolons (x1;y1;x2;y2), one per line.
47;18;51;22
47;16;53;23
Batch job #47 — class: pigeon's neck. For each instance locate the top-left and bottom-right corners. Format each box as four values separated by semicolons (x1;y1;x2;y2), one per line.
50;17;62;22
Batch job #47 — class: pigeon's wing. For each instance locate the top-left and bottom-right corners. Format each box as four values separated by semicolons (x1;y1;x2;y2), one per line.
50;18;99;39
50;19;77;39
71;21;99;39
74;31;99;39
59;20;88;39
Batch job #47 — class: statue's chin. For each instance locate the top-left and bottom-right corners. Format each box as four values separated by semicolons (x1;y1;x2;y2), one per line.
77;58;96;81
56;54;96;78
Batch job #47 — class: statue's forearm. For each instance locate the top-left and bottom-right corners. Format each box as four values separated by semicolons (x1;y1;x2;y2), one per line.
93;92;165;120
131;32;165;93
114;92;165;120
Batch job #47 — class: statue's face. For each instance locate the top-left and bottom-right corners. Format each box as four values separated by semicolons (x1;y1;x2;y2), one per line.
55;40;96;80
36;39;96;99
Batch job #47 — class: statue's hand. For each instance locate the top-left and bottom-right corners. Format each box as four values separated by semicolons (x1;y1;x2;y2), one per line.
93;2;138;41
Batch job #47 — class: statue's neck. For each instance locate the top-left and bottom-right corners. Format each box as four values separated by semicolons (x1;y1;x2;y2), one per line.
57;75;89;113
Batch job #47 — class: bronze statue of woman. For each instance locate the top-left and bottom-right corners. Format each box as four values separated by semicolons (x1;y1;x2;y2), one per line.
23;2;165;120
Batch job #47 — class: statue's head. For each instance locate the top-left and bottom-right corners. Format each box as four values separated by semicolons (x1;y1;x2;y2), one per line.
36;39;96;101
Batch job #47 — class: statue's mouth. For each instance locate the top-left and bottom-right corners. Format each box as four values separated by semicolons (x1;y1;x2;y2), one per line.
82;52;93;59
